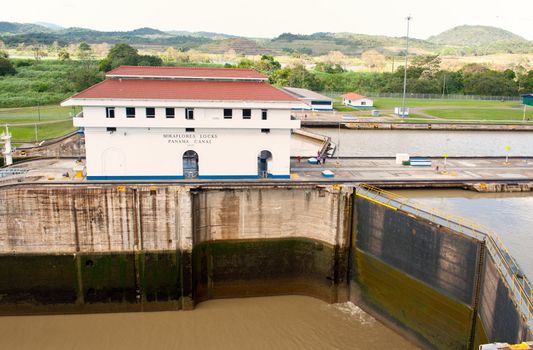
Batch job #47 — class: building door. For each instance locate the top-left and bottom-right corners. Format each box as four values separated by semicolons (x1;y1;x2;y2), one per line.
183;150;199;179
257;150;272;178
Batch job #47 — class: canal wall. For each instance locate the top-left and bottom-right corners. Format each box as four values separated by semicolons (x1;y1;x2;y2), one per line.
190;186;351;303
351;197;482;349
350;194;532;348
478;250;532;343
0;183;530;347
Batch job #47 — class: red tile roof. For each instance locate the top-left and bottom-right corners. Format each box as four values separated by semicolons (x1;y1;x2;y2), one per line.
342;93;369;100
69;79;299;102
106;66;267;80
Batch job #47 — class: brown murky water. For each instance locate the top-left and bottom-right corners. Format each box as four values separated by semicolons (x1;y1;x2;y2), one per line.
0;296;417;350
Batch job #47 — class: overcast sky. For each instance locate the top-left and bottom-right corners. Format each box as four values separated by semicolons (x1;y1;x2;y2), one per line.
3;0;533;40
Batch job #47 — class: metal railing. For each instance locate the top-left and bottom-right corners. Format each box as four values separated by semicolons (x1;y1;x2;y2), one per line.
0;168;30;178
356;184;533;327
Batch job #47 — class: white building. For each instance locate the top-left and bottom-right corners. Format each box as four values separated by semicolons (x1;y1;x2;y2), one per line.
342;93;374;108
282;87;333;111
61;66;304;180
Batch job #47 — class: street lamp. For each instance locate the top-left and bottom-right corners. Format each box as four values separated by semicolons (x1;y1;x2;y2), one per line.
401;16;412;117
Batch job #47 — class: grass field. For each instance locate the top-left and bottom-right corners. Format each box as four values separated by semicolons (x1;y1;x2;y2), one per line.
373;97;518;109
332;101;358;112
0;105;78;142
421;108;533;121
333;97;520;111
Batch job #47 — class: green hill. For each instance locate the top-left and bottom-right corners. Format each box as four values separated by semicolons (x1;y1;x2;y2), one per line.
1;21;533;57
266;32;439;56
0;21;52;34
428;25;528;46
428;25;533;55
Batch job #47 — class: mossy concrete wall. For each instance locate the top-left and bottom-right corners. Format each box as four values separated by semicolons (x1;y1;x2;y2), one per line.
351;195;531;349
0;184;351;313
478;251;531;343
351;197;483;349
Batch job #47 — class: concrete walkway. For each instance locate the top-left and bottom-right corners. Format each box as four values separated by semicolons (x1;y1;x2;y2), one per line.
2;157;533;185
290;157;533;182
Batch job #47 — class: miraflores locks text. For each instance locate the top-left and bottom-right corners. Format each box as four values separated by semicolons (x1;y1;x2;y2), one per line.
163;133;219;144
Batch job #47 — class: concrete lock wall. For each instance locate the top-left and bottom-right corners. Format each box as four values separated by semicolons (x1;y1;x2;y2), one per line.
0;184;351;313
352;197;483;350
190;186;352;303
0;183;530;348
351;195;532;349
478;250;531;343
0;185;195;313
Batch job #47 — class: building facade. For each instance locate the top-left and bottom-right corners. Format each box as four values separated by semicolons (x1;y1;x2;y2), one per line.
62;66;303;180
342;93;374;108
282;87;333;110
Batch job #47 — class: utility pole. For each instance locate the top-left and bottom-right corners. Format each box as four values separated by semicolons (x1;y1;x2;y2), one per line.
336;110;340;168
442;74;447;98
401;16;412;117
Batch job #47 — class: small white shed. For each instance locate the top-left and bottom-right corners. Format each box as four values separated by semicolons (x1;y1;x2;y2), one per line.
342;93;374;108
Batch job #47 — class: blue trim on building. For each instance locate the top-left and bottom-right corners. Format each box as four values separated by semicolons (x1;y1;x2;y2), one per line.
87;174;291;181
269;174;291;179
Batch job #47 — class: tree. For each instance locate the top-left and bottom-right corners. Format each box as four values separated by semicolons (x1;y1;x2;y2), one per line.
236;58;254;68
0;51;16;76
70;63;105;91
271;65;323;91
58;49;70;61
32;45;48;60
138;54;162;66
98;43;162;71
77;42;92;60
315;62;345;74
411;55;441;76
518;70;533;94
254;55;281;76
462;70;518;96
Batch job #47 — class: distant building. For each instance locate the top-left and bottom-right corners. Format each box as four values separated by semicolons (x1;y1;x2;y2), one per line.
61;66;304;180
282;87;333;111
342;93;374;108
522;94;533;106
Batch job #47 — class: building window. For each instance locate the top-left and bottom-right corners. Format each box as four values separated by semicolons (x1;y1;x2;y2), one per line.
261;109;267;120
166;108;175;118
361;101;366;106
242;109;252;119
106;127;116;133
185;108;194;120
106;107;115;118
261;128;270;134
146;107;155;118
185;128;195;132
126;107;135;118
223;109;232;119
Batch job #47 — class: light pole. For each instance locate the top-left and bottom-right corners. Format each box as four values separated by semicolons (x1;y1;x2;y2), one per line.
336;110;340;167
401;16;412;117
